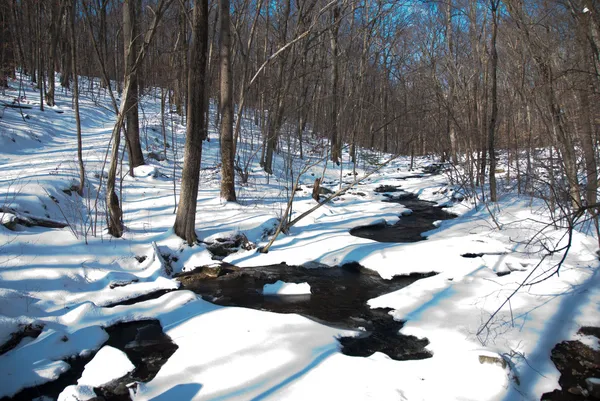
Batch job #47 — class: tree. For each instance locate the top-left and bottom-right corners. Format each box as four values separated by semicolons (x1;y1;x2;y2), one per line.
173;0;209;245
487;0;499;202
68;0;84;195
0;0;15;87
106;0;173;238
123;0;145;173
45;0;61;107
219;0;236;202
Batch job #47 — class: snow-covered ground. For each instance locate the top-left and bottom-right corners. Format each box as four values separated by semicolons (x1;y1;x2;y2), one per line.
0;76;598;400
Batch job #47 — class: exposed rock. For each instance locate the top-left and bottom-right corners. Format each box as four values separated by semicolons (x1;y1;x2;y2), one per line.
422;164;444;174
206;233;256;260
478;354;507;369
541;326;600;401
586;378;600;399
374;185;401;193
147;151;166;162
0;323;44;356
175;263;239;286
109;279;139;289
1;213;17;230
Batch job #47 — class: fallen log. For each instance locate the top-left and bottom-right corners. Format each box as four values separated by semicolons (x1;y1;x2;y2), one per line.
0;206;68;229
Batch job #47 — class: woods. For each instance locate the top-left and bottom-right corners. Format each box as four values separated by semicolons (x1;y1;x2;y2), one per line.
1;0;598;242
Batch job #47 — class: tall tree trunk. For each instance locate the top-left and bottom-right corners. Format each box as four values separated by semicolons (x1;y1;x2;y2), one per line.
174;0;209;245
123;0;144;173
488;0;499;202
106;0;173;238
45;0;60;106
68;0;84;195
219;0;236;202
329;3;341;165
0;0;15;87
445;0;458;164
37;0;44;111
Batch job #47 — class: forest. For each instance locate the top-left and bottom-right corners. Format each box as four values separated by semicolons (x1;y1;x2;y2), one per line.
0;0;599;400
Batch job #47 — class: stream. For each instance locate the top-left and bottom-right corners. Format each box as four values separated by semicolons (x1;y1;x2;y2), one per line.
5;186;456;400
350;191;456;243
177;188;457;361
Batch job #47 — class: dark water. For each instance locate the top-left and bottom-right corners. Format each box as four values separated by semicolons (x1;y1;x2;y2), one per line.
350;193;456;242
177;263;436;360
5;320;177;401
175;191;457;361
4;187;457;400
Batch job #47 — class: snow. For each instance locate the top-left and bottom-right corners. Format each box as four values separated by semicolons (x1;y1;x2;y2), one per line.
58;385;97;401
0;325;108;398
263;280;311;295
78;345;135;387
0;74;598;401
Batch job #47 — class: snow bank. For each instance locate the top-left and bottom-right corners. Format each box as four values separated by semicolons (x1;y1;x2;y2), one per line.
78;345;135;387
263;280;311;295
58;385;97;401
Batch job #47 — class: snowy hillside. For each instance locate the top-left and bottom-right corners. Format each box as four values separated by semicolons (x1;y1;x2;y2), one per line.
0;77;598;401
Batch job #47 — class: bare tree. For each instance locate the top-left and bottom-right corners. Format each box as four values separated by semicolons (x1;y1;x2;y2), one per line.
173;0;209;245
68;0;84;195
123;0;145;173
487;0;499;201
219;0;236;202
106;0;173;238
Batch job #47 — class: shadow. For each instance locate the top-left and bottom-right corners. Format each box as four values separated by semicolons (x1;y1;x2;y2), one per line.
249;347;336;401
501;266;600;401
150;383;203;401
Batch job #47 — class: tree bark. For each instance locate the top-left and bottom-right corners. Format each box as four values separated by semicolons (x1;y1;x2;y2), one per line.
123;0;144;173
68;0;84;195
488;0;499;202
45;0;61;107
219;0;236;202
174;0;209;245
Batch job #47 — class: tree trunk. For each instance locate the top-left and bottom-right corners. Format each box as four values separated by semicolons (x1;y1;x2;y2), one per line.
69;0;84;195
487;0;499;202
123;0;144;173
174;0;209;245
219;0;236;202
329;3;341;165
45;0;60;107
0;0;15;87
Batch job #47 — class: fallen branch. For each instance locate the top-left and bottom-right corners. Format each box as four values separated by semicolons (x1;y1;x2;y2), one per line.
285;154;400;230
0;206;68;229
0;102;33;110
259;153;400;253
152;241;172;276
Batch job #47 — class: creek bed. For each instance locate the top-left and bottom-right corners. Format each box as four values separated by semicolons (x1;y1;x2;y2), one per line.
350;193;456;243
177;263;436;361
